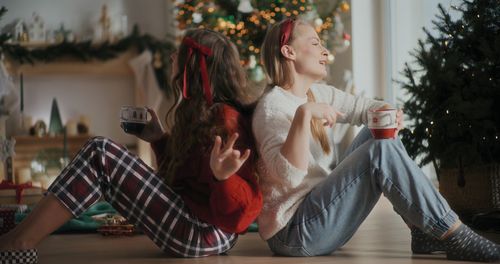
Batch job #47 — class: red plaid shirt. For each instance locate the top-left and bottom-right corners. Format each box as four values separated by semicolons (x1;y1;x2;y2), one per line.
151;104;262;234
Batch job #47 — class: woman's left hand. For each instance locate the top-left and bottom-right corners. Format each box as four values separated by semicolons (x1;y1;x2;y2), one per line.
210;133;251;181
379;104;405;136
396;108;405;135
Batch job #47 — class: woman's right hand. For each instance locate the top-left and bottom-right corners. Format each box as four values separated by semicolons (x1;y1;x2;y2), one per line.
298;102;345;127
136;108;165;143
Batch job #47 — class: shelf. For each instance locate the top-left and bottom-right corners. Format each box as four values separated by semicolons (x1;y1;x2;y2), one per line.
11;134;92;178
6;49;136;76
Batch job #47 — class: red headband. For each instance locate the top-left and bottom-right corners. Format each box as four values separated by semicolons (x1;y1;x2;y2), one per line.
182;36;213;106
280;18;295;47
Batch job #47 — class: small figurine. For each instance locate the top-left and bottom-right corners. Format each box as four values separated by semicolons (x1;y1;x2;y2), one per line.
98;4;111;42
31;120;47;137
28;12;45;43
13;20;25;42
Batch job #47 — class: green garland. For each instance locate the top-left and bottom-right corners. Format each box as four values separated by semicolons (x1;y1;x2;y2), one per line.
0;7;176;96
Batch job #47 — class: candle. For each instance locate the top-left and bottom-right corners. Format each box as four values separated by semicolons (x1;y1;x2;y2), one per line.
66;120;77;136
63;127;68;160
20;73;24;113
16;167;32;184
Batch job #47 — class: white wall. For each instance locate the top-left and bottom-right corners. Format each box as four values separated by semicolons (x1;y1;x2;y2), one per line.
351;0;462;179
0;0;172;145
351;0;386;100
392;0;461;105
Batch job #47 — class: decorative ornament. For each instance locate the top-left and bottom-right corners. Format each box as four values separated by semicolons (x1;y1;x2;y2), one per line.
48;98;63;135
248;55;257;69
192;12;203;24
327;53;335;63
98;4;112;42
238;0;254;13
340;1;350;13
314;18;323;27
54;24;70;43
0;138;15;162
13;19;26;43
28;12;45;43
31;120;47;137
153;51;163;69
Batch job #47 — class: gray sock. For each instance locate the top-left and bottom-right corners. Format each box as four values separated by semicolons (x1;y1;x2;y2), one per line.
444;224;500;262
411;227;445;254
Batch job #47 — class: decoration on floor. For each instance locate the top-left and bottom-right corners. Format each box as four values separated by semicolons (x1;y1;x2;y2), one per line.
95;214;135;236
399;0;500;225
48;98;63;136
0;7;175;96
175;0;350;81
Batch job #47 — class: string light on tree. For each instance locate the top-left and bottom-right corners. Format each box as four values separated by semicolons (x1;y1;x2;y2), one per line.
399;0;500;172
174;0;351;81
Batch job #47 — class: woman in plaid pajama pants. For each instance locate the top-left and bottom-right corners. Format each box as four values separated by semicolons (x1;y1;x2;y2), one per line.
0;29;262;263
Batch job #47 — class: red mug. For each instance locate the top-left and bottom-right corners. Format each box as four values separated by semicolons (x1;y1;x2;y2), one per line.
367;109;397;139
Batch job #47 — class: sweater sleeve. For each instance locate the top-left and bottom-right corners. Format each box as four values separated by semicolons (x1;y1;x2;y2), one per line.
320;84;388;126
252;103;309;189
207;106;262;234
150;133;169;167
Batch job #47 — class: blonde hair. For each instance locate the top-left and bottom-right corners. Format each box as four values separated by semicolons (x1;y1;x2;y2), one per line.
261;19;331;154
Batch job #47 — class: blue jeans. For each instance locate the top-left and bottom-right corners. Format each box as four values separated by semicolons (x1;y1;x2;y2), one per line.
267;127;458;256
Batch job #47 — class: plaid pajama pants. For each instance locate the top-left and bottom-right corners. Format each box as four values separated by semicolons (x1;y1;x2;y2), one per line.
47;136;237;257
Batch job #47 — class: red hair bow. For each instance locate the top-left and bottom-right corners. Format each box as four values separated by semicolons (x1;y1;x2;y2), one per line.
280;18;295;47
182;36;213;106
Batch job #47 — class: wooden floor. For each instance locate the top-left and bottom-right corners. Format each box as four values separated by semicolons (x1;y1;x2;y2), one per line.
38;198;498;264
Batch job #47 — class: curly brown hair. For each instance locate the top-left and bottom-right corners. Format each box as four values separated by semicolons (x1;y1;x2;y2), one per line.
159;29;253;184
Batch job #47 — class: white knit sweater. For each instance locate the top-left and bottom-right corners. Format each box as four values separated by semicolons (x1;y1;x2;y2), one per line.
252;83;387;240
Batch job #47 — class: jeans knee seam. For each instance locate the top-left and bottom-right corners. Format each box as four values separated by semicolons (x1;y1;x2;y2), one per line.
295;168;370;227
382;173;443;232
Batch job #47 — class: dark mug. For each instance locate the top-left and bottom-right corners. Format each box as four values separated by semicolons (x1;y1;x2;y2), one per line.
120;106;148;134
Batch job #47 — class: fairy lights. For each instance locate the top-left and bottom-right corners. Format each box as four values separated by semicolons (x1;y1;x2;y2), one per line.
175;0;350;67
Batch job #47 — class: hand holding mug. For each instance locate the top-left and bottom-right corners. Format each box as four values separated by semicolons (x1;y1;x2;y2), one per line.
367;107;399;139
120;106;165;143
395;108;405;133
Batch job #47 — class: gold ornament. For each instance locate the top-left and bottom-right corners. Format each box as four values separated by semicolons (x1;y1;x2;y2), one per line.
99;4;111;41
340;1;350;13
153;52;163;69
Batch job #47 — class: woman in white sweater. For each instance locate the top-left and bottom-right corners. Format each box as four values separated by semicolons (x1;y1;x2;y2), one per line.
252;18;499;262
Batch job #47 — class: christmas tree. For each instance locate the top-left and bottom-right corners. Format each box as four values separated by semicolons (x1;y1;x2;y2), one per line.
175;0;351;81
399;0;500;174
